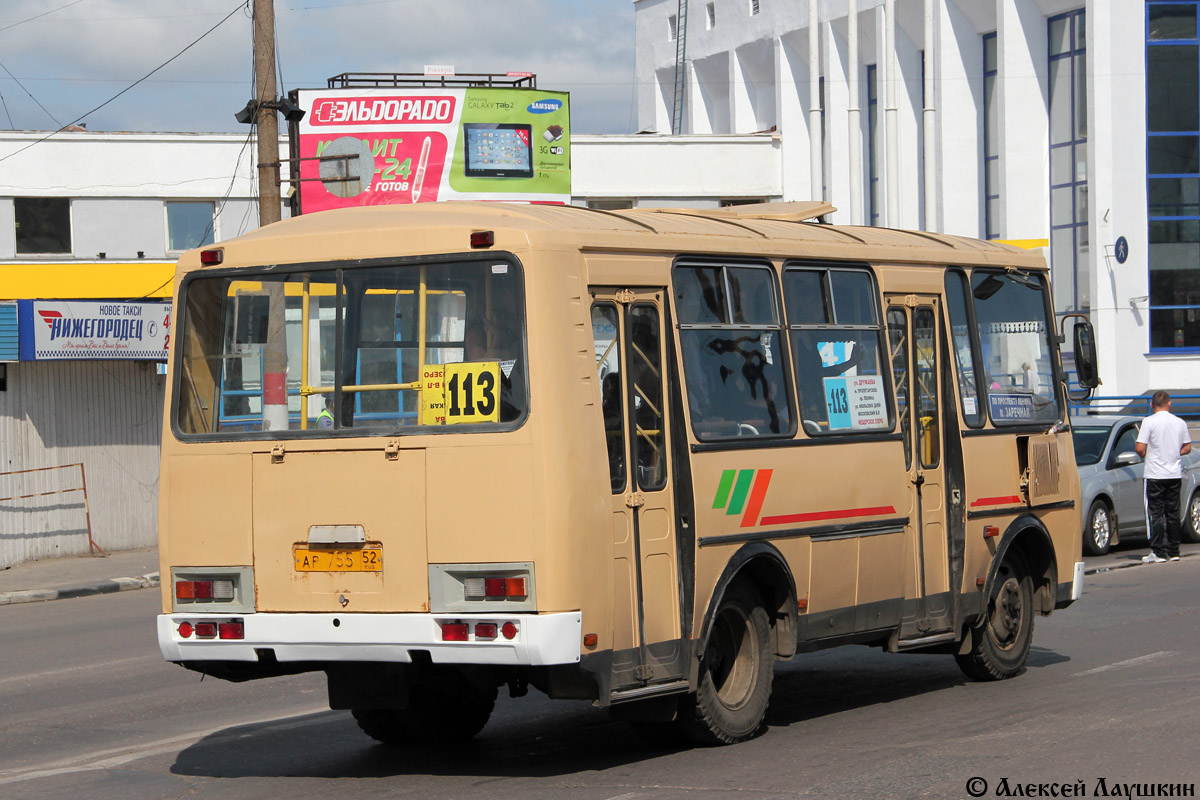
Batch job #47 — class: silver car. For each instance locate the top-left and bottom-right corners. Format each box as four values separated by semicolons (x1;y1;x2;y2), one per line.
1072;415;1200;556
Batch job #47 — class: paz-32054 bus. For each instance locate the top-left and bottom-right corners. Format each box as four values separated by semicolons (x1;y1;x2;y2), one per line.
157;201;1099;745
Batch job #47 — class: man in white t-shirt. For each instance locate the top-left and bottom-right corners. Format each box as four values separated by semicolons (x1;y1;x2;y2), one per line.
1136;391;1193;563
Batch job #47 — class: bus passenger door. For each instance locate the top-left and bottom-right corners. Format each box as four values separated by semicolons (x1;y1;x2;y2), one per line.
886;297;953;639
591;289;686;693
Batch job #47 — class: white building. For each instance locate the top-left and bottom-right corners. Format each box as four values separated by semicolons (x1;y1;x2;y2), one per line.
633;0;1200;399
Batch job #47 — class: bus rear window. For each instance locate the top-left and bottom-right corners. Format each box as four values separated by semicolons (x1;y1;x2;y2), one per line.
174;258;526;436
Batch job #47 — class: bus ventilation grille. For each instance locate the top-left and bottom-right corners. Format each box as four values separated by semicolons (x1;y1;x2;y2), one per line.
1027;437;1061;504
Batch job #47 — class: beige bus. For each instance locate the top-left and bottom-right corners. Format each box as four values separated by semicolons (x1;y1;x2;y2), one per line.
157;201;1099;746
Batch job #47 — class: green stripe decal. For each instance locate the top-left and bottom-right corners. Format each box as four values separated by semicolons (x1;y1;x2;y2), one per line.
712;469;736;509
726;469;755;516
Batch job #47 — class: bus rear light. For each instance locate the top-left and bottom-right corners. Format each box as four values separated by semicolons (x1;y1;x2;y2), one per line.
501;622;518;640
218;621;244;640
199;249;224;265
194;622;218;639
484;577;526;598
469;230;494;248
441;622;469;641
176;579;235;602
178;621;194;638
474;623;497;639
463;577;485;600
983;525;1000;538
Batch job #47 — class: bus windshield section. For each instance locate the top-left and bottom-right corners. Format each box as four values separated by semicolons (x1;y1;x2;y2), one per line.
175;259;526;435
674;264;792;440
784;266;892;435
970;271;1060;426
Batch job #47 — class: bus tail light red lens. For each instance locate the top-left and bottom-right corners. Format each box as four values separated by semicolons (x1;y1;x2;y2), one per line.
218;621;244;640
194;622;218;638
178;621;194;638
474;623;497;638
442;623;469;641
470;231;494;248
501;622;518;640
200;249;224;265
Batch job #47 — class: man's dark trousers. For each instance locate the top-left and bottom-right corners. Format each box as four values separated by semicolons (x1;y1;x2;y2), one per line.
1146;478;1182;559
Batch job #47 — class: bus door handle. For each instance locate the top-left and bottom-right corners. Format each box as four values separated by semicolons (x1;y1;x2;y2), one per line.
626;492;645;509
912;472;925;488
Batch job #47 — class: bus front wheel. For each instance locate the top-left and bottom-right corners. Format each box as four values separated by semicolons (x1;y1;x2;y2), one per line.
955;550;1034;681
678;582;773;745
352;684;497;744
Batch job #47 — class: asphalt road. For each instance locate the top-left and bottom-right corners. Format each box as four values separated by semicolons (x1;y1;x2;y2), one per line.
1;556;1198;800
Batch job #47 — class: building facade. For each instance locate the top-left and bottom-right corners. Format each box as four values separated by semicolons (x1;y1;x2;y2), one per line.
634;0;1200;398
0;131;272;567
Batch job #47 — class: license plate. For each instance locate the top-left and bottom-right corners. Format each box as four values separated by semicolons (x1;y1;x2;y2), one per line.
294;546;383;572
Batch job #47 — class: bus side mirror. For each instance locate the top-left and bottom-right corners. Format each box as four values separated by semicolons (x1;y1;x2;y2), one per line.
1073;322;1099;390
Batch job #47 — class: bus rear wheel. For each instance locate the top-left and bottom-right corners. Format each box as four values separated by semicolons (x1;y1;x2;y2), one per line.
352;684;497;745
678;582;773;745
956;550;1034;681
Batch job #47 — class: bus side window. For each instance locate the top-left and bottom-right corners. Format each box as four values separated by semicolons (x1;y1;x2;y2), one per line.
674;264;793;440
592;303;625;492
783;266;893;436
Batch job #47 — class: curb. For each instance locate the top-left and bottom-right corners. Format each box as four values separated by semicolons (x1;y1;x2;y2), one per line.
0;572;160;607
1084;551;1193;576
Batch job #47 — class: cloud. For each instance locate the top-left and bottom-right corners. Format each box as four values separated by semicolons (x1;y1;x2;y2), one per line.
0;0;634;133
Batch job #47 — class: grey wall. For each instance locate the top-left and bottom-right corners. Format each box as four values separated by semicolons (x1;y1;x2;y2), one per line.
0;199;15;259
0;361;164;568
72;198;167;260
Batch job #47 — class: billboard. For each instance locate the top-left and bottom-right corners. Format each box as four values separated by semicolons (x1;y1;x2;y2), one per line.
295;87;570;212
18;300;170;361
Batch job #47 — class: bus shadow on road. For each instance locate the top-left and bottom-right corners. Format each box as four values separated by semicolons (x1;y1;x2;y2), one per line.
170;646;1072;779
169;700;686;780
763;644;1070;729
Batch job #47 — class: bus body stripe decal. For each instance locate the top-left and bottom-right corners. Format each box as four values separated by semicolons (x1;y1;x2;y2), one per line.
970;495;1023;507
741;469;774;528
760;505;897;526
726;469;755;516
713;469;737;510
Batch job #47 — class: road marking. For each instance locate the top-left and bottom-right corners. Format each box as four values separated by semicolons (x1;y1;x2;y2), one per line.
0;706;333;785
1073;651;1176;677
0;656;148;687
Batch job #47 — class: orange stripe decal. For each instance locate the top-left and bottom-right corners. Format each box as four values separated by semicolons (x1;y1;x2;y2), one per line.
970;495;1023;507
740;469;774;528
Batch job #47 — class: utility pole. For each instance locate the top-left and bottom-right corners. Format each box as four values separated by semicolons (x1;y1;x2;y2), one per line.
253;0;288;431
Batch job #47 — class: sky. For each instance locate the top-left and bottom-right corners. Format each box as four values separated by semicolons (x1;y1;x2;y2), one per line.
0;0;637;135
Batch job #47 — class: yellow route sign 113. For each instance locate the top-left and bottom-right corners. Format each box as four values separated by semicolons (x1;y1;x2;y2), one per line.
421;361;500;425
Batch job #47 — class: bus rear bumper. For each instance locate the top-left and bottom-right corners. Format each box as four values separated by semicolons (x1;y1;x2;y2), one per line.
157;611;583;666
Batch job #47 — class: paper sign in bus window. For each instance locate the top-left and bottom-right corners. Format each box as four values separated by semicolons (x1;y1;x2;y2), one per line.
823;374;889;431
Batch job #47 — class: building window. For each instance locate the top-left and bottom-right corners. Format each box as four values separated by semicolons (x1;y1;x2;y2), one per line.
14;197;71;254
668;13;677;42
706;2;716;30
867;64;879;226
749;0;760;16
1048;9;1088;316
1147;1;1200;349
983;32;1000;240
167;201;216;252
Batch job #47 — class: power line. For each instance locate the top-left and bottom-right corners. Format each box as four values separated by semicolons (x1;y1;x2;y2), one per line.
0;0;86;34
0;60;63;127
0;0;247;165
0;86;13;128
